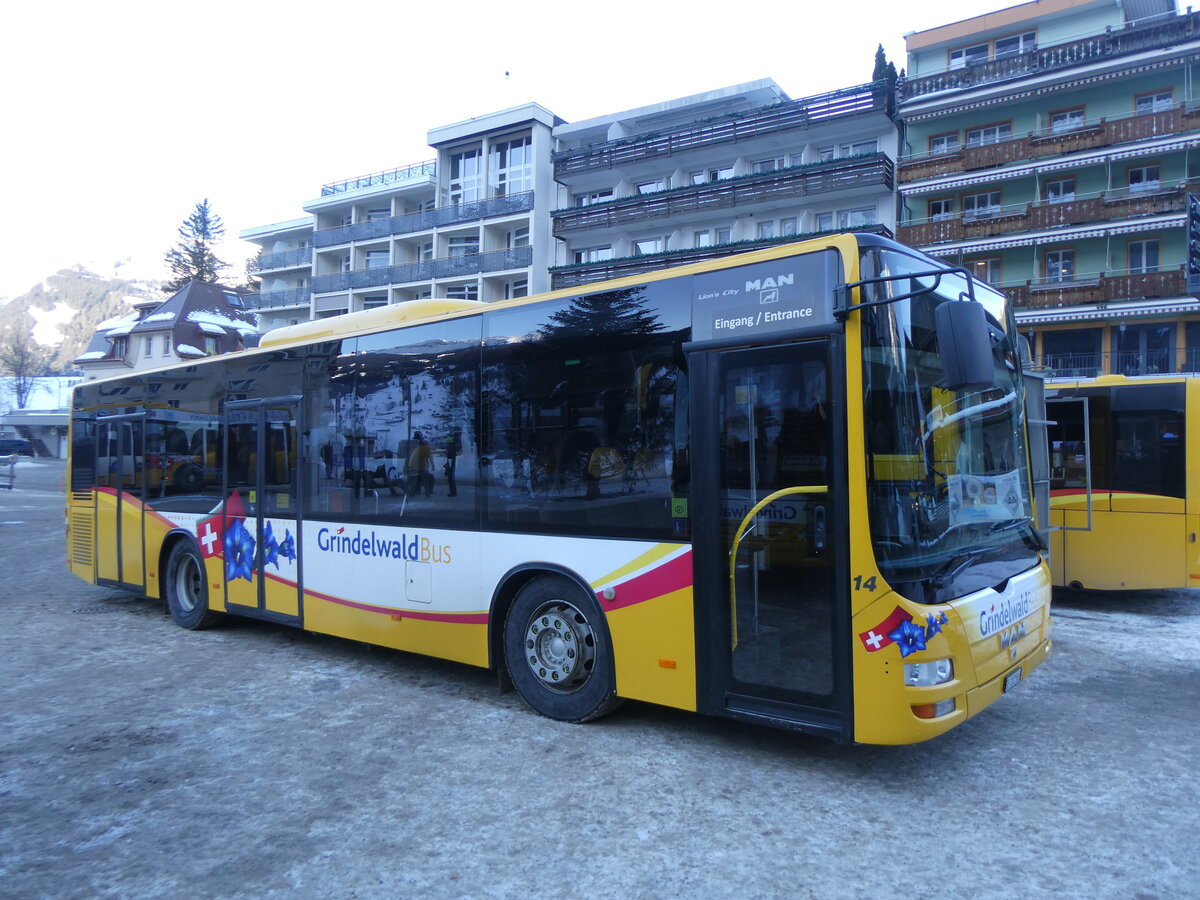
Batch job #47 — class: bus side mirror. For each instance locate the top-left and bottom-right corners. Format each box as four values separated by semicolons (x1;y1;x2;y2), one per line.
936;300;998;392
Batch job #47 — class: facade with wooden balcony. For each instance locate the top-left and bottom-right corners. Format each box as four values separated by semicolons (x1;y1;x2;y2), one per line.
548;79;899;290
898;0;1200;377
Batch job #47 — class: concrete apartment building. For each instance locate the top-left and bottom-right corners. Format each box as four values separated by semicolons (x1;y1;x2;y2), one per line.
241;78;899;319
896;0;1200;376
244;104;561;333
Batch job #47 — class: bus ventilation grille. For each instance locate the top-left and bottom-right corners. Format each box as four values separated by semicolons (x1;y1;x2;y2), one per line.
70;511;94;568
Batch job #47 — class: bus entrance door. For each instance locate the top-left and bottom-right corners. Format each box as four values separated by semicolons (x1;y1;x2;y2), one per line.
223;398;302;623
94;414;145;589
696;341;849;740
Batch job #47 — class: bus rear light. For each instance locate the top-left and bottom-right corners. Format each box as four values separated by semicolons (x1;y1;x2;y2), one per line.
912;699;956;719
904;658;953;686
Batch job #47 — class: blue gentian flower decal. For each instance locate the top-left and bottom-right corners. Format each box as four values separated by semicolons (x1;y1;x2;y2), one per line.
889;619;928;658
225;517;256;582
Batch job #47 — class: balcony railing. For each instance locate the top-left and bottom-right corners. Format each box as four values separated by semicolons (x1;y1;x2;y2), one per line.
998;267;1186;310
899;105;1200;183
1033;348;1200;378
900;11;1200;101
898;185;1193;246
249;248;313;273
313;192;534;248
311;246;533;293
244;289;311;310
321;160;436;196
553;155;893;236
554;81;894;177
549;225;893;290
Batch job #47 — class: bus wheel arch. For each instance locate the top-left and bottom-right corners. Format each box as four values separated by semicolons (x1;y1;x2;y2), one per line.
163;535;224;630
498;568;621;723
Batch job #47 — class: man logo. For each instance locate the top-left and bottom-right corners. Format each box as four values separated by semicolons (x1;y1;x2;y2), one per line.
760;288;779;305
746;273;792;304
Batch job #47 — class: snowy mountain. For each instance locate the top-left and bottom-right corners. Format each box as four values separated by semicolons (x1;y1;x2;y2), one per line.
0;266;165;373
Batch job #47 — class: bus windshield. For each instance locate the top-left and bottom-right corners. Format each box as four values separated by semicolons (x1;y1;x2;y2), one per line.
860;247;1040;603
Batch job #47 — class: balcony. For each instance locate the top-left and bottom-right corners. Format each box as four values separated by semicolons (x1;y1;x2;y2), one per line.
249;248;313;273
321;160;436;196
1033;348;1200;378
311;246;533;293
900;11;1200;102
553;155;893;237
898;185;1193;247
244;289;311;310
549;224;893;290
899;105;1200;183
1000;267;1186;310
553;81;894;177
313;192;534;248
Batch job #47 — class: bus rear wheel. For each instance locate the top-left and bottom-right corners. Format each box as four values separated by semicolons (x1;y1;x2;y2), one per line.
165;540;223;630
503;575;621;723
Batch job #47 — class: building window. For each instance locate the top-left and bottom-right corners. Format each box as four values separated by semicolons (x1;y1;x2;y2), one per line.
362;295;387;310
575;189;614;207
928;198;954;221
757;221;775;239
816;212;835;231
949;42;988;69
839;207;876;228
753;157;785;174
967;258;1002;284
366;249;390;269
490;136;533;197
994;31;1036;58
162;335;171;356
1045;249;1075;283
710;166;734;181
1128;165;1161;194
963;191;1002;219
1128;239;1160;274
966;123;1012;147
339;255;352;272
419;242;434;262
929;133;959;155
840;139;877;157
780;217;798;236
715;227;731;243
444;284;480;301
1050;108;1085;134
1135;90;1173;114
637;179;666;194
366;207;390;222
504;279;528;299
204;337;218;356
449;148;483;205
573;246;613;264
818;146;836;162
448;235;480;257
506;226;529;249
634;237;666;255
1045;178;1076;204
694;230;712;247
144;336;153;357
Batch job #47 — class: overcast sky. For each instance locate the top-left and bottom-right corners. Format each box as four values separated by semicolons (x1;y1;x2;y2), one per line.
0;0;1014;302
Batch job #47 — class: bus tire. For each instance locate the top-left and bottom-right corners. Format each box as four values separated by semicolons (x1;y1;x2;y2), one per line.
503;574;622;723
165;540;223;630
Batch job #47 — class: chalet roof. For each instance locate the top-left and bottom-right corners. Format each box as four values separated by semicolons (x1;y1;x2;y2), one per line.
127;281;258;336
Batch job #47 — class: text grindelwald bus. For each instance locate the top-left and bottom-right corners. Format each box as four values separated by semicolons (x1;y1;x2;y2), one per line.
66;234;1051;744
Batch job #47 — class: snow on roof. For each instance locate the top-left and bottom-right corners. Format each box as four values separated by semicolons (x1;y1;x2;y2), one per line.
98;312;138;331
197;321;227;335
188;310;258;335
176;344;206;357
141;312;175;323
76;351;107;360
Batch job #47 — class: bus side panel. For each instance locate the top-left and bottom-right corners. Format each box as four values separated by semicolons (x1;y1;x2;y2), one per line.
302;598;489;668
94;489;120;583
1190;514;1200;586
1060;507;1187;590
67;502;97;583
606;585;697;712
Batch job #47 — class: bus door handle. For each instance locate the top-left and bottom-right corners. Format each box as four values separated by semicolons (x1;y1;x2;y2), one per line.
812;505;827;552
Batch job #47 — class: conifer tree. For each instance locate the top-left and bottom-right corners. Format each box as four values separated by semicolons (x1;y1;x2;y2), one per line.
872;44;898;85
163;199;229;292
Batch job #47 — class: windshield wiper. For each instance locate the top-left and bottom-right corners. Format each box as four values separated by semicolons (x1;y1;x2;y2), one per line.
930;547;993;589
988;518;1048;552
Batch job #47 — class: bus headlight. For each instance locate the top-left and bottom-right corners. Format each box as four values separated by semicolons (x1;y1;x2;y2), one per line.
904;658;954;686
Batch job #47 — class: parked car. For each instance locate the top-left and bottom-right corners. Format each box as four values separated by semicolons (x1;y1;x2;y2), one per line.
0;438;33;456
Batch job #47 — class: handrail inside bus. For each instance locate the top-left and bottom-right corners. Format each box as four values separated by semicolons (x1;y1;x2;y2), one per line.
834;265;979;319
728;485;828;650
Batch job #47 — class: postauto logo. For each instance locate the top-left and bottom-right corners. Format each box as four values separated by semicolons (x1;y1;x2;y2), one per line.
316;526;452;564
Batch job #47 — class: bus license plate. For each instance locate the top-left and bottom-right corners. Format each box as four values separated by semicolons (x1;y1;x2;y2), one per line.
1003;668;1022;692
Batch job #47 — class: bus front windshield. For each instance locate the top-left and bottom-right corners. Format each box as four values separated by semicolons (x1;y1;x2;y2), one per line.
860;248;1041;604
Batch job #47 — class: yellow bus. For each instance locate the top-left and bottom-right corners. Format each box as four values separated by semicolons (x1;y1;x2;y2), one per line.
66;233;1051;744
1046;373;1199;590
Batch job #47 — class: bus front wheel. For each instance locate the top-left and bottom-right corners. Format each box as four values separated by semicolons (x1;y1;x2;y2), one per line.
503;575;621;723
165;541;223;630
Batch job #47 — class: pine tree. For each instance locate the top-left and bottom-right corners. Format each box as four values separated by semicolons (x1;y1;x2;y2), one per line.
163;199;229;292
872;44;898;85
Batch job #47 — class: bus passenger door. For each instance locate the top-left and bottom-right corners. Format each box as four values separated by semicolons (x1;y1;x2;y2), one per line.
693;341;850;740
94;415;145;590
223;398;302;623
